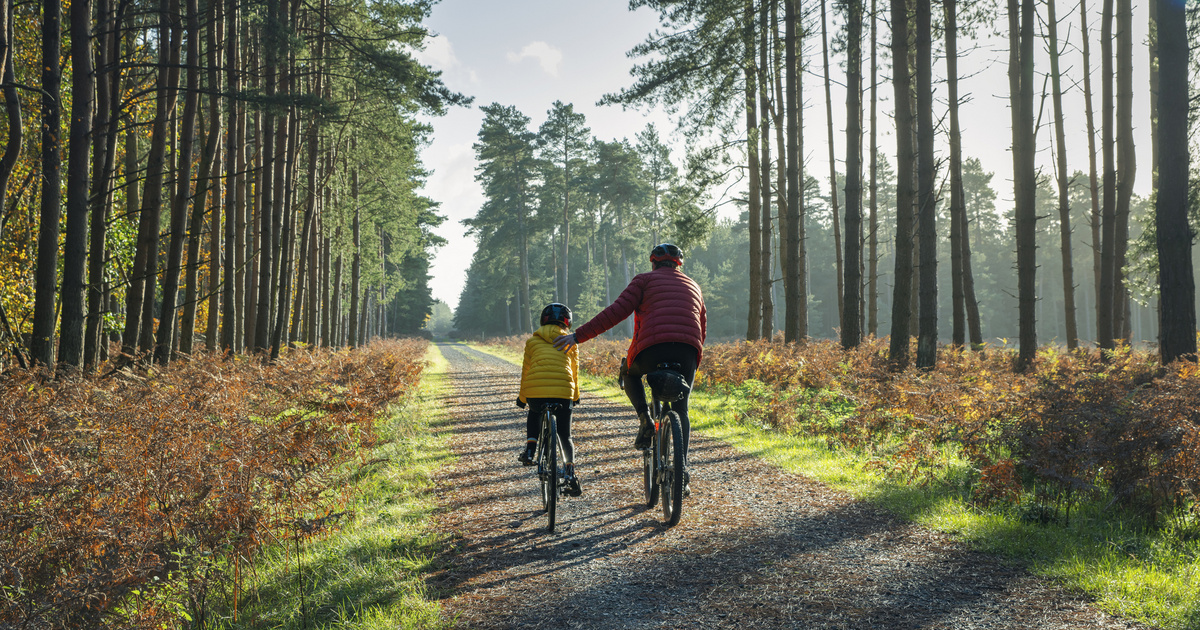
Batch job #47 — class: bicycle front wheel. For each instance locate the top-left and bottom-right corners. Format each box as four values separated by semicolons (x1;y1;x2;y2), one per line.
540;411;558;532
659;410;684;526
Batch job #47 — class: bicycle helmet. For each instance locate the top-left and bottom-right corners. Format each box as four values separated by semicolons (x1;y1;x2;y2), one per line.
540;303;572;328
649;243;684;267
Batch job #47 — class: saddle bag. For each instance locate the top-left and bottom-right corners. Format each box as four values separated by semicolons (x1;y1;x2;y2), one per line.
646;369;690;403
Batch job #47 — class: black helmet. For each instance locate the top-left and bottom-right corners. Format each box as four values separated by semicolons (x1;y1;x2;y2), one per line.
649;243;683;267
540;303;572;328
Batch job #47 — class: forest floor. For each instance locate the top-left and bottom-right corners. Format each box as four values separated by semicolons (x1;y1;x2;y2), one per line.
427;342;1149;629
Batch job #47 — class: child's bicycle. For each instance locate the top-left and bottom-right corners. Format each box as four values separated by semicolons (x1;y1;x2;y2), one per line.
639;363;689;526
532;402;571;532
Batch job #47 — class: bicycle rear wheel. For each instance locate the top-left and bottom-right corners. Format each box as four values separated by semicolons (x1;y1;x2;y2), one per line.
540;411;558;532
659;410;684;526
642;434;659;508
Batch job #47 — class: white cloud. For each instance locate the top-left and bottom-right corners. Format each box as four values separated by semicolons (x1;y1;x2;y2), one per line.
506;41;563;78
415;34;461;72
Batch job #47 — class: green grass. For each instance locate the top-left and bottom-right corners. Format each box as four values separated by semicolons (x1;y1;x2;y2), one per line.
218;346;455;630
688;384;1200;630
473;340;1200;630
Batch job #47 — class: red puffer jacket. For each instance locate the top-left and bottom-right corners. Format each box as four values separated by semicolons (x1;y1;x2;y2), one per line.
574;266;707;364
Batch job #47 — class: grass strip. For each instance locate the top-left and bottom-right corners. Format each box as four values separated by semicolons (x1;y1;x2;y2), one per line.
475;341;1199;630
223;346;454;630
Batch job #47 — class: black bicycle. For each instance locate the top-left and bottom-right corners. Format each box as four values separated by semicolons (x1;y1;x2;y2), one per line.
641;363;689;526
533;402;569;532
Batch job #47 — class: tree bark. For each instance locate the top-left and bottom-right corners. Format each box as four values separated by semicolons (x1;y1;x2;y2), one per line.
783;0;804;342
1097;0;1116;349
1112;0;1135;344
887;0;914;368
253;0;279;353
1047;0;1079;350
1010;0;1038;370
771;0;791;333
349;162;361;347
57;0;94;369
221;0;241;352
30;0;62;366
745;0;763;341
821;0;843;326
915;0;937;368
867;0;878;338
0;0;19;232
1155;0;1195;364
842;0;863;350
184;0;223;355
945;0;965;348
759;0;774;340
201;0;224;352
154;0;199;365
1079;0;1102;344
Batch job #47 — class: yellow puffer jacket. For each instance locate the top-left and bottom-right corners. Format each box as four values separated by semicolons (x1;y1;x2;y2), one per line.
518;324;580;403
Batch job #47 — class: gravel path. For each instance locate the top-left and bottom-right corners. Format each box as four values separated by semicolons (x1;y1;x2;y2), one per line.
429;342;1147;629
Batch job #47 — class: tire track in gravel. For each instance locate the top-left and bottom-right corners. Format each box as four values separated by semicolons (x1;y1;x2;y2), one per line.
428;342;1147;629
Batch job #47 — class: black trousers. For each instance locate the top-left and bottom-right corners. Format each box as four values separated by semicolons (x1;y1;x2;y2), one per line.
526;398;575;464
623;342;698;461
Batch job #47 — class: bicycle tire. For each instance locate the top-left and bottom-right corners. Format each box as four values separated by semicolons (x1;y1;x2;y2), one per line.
643;436;659;508
659;410;684;526
540;410;558;532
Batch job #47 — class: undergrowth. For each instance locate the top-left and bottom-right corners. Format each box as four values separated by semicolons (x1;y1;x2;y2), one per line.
214;344;453;630
483;334;1200;629
1;339;429;629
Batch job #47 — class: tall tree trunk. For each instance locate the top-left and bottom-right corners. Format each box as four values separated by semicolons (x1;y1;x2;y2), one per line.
57;0;93;369
291;3;327;348
1010;0;1038;370
155;0;199;365
85;0;123;368
945;0;965;348
30;0;62;366
184;0;223;355
0;0;19;229
253;0;279;353
887;0;914;368
1097;0;1116;349
139;0;182;355
1047;0;1079;350
842;0;863;350
744;0;762;340
758;0;773;340
202;0;224;352
1148;0;1158;191
915;0;937;368
245;49;261;352
867;0;878;337
1112;0;1135;344
221;0;240;352
821;0;843;325
771;0;789;321
1080;0;1102;343
783;0;803;342
320;153;334;345
1155;0;1195;364
269;40;296;359
349;163;361;347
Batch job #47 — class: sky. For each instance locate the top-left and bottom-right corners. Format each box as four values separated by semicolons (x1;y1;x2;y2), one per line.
415;0;1155;313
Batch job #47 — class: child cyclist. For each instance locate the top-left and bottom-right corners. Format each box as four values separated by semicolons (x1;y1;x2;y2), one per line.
516;303;582;497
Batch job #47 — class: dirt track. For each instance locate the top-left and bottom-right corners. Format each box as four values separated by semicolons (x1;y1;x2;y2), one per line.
428;342;1146;629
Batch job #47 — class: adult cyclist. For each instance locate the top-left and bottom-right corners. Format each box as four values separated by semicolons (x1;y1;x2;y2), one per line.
553;243;706;492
